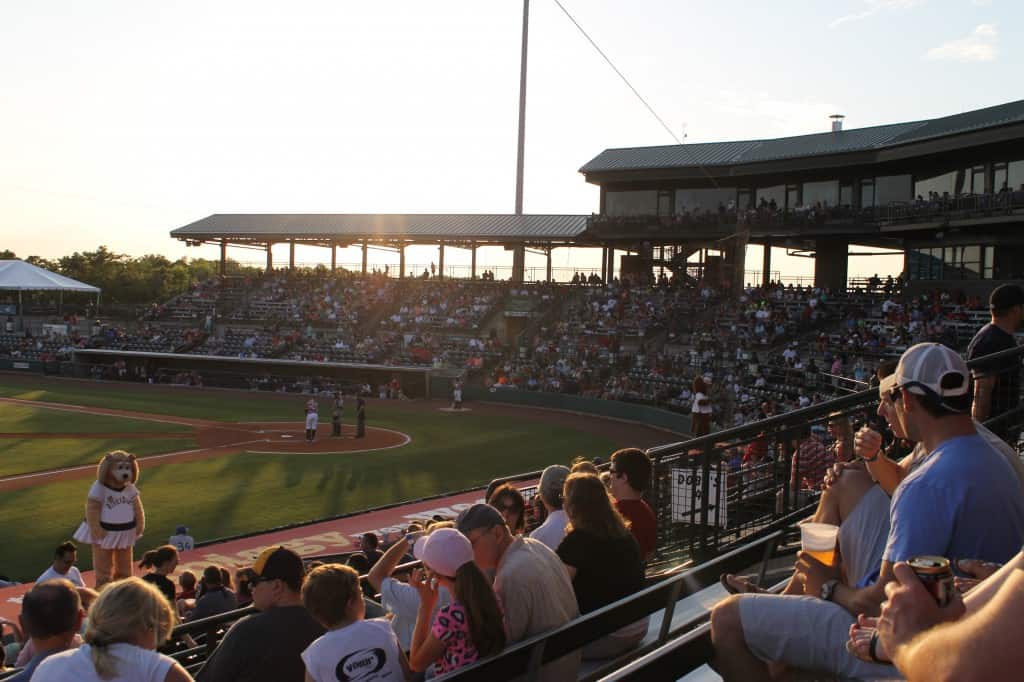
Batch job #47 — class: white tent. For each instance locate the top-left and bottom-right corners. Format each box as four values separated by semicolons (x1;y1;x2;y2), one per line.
0;260;100;293
0;260;101;325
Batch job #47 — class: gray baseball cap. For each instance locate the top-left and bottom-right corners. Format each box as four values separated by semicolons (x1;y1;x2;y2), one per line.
538;465;570;506
456;503;507;535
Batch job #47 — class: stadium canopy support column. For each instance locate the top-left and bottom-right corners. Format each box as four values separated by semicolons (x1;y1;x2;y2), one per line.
399;244;406;279
361;243;368;275
219;240;227;276
546;245;552;282
600;246;608;282
265;242;274;273
438;242;445;280
813;238;849;292
606;247;616;283
512;244;525;283
762;240;772;289
471;242;477;279
330;244;337;272
289;240;296;271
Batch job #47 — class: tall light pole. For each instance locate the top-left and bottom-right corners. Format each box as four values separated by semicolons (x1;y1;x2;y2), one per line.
512;0;529;282
514;0;529;216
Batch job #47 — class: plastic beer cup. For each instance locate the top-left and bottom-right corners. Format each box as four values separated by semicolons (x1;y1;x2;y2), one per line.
801;523;839;566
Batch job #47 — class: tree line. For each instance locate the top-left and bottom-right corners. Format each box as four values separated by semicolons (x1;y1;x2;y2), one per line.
1;247;259;305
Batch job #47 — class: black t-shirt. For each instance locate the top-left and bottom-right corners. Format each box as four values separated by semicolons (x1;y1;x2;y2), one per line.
556;528;644;615
142;572;176;605
967;323;1020;418
196;605;325;682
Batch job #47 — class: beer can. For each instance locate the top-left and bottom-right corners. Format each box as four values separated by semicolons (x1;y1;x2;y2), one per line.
908;556;954;607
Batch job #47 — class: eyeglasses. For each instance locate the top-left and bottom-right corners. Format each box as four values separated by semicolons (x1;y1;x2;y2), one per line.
496;503;521;513
249;577;272;588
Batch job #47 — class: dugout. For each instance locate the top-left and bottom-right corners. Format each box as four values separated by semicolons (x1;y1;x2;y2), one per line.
71;348;434;398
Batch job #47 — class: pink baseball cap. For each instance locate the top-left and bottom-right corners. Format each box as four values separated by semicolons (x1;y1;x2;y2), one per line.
413;528;474;578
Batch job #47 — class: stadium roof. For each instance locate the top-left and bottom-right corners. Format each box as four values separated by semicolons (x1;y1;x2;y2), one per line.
580;98;1024;176
0;260;100;293
171;214;589;244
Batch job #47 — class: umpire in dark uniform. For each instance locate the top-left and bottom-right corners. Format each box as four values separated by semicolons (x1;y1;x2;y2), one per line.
356;397;366;438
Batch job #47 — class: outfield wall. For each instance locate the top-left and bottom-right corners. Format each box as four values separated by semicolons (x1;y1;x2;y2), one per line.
464;386;691;435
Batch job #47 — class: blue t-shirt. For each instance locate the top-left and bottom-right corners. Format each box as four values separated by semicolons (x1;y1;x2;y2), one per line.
884;433;1024;568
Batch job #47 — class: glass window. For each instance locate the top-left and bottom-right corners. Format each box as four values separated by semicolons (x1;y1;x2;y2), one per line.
993;163;1008;193
914;171;957;200
756;185;785;208
738;189;753;210
860;179;875;207
971;166;987;195
658;191;672;216
875;175;912;205
674;188;736;214
802;180;839;207
840;184;853;207
984;246;994;279
786;185;799;210
605;190;658;217
1008;160;1024;193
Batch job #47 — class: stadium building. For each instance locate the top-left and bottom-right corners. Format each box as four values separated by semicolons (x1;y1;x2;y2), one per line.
172;98;1024;295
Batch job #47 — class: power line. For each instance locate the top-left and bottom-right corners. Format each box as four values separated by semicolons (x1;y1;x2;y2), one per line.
550;0;681;145
550;1;722;191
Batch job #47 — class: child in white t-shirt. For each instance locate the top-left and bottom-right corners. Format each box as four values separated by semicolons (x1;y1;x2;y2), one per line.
301;564;411;682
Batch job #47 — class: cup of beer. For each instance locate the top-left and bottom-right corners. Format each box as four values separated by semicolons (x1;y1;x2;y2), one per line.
801;523;839;566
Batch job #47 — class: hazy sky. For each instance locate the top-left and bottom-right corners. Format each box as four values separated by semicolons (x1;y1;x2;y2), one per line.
1;0;1019;280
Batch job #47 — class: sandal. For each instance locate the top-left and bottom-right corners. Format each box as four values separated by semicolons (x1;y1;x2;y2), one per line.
719;573;765;595
847;627;892;665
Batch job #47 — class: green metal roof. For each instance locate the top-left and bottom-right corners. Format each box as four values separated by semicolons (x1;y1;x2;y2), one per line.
580;99;1024;175
171;214;589;243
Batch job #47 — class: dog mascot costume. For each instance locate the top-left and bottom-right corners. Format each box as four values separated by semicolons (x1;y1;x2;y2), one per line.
73;451;146;587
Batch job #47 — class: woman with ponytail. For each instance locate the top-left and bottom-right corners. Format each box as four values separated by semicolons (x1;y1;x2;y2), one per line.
31;577;192;681
409;528;506;675
139;545;179;605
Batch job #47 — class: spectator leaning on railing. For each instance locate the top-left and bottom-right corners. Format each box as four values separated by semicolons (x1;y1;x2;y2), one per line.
966;283;1023;443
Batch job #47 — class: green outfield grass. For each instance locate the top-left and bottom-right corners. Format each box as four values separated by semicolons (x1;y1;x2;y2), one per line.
0;403;192;433
0;382;326;422
0;378;623;581
0;437;199;478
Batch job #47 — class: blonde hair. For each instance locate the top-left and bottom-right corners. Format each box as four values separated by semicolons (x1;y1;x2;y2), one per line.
302;563;360;629
85;578;176;679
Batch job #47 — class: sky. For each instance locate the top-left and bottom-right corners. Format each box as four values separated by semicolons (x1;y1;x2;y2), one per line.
1;0;1020;281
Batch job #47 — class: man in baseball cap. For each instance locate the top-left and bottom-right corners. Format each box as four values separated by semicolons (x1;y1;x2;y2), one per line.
197;546;324;682
711;342;1024;681
456;503;580;681
529;465;570;550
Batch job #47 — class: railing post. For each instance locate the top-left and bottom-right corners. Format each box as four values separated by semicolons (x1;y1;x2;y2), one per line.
525;640;546;681
658;579;684;644
699;439;711;554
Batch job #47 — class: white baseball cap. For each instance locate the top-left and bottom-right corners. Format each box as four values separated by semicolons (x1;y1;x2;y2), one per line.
879;343;970;412
412;528;474;578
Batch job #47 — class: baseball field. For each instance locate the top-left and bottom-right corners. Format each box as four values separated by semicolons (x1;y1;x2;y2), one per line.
0;374;671;582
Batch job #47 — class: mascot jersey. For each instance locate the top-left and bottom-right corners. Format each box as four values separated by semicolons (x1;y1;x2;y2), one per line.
73;481;142;549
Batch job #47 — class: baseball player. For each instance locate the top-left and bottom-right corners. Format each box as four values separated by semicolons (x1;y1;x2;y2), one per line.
305;396;318;443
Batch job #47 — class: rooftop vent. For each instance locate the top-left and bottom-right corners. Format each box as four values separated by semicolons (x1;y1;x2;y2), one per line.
830;114;845;132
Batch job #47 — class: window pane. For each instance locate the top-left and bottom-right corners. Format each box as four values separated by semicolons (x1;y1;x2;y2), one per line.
1008;161;1024;193
875;175;913;205
994;164;1008;193
674;188;736;214
840;184;852;207
861;180;875;207
802;180;838;207
605;190;658;216
914;171;956;199
756;185;785;207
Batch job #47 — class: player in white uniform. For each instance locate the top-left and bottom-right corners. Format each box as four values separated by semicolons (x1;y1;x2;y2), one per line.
305;397;319;443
